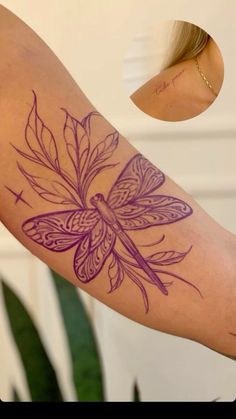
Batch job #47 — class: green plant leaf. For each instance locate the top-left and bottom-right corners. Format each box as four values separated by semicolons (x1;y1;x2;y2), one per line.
133;381;141;402
1;280;63;401
51;270;104;401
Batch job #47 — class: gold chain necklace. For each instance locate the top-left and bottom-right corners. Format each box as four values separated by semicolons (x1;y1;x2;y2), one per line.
194;56;218;97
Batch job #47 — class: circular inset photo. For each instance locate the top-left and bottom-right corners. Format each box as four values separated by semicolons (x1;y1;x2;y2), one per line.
124;20;224;122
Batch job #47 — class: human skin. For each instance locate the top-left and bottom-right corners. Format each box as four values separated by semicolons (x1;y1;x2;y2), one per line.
131;38;224;121
0;5;235;358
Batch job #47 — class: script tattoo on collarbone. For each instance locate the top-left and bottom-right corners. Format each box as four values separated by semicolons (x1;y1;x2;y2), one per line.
13;91;201;312
155;69;186;96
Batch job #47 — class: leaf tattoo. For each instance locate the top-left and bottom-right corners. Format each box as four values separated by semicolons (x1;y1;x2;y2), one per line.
62;108;119;205
25;90;59;171
13;92;201;313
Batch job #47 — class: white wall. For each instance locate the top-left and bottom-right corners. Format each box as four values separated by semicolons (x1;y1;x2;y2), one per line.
123;20;174;95
1;0;236;401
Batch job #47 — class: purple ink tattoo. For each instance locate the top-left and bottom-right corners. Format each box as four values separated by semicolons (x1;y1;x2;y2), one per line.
5;186;32;208
155;69;186;96
171;69;185;87
13;91;200;312
156;80;170;95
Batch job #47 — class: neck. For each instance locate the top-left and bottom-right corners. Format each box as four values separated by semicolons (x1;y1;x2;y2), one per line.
197;38;224;94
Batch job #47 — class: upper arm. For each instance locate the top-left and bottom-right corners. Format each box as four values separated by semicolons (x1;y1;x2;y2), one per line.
1;5;236;359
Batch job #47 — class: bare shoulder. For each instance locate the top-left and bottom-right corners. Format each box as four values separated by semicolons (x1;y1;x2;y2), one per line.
131;61;212;121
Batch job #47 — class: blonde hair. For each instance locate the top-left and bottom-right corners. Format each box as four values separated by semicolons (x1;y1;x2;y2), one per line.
162;21;210;70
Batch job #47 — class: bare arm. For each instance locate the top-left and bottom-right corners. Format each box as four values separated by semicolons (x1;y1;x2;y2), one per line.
0;5;236;358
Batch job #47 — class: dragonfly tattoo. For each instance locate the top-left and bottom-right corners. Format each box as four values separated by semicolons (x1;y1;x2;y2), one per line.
13;91;201;312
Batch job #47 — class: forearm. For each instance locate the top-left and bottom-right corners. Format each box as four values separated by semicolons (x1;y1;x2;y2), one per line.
0;5;236;358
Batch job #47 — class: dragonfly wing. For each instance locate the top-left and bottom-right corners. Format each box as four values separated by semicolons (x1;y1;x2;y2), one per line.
22;209;100;251
115;195;193;230
108;154;165;209
74;219;116;283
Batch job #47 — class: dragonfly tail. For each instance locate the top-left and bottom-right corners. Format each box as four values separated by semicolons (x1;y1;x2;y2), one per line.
138;254;169;295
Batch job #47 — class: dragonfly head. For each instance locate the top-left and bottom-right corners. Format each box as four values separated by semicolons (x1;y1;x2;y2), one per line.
90;193;105;207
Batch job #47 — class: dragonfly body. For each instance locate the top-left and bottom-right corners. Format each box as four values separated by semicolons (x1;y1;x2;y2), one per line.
90;193;168;295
